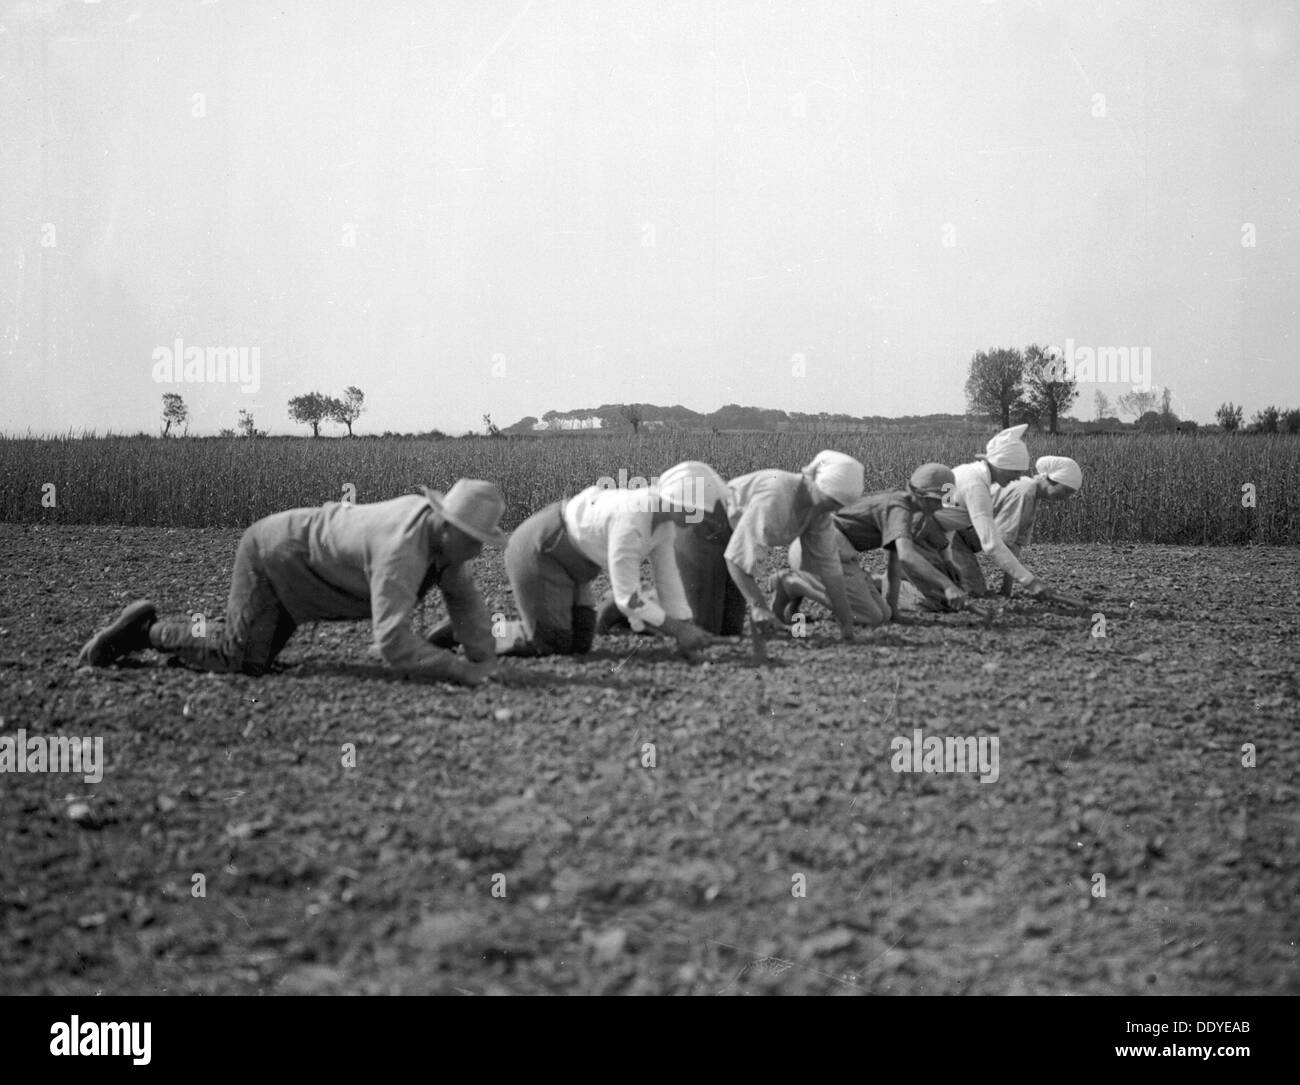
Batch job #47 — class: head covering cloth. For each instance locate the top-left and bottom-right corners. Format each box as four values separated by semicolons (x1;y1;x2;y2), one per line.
980;424;1030;472
802;449;865;506
1035;454;1082;492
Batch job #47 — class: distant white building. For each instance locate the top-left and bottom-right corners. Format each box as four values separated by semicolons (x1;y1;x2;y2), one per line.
532;415;606;431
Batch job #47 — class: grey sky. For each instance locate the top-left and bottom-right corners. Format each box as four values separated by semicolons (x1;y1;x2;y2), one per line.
2;0;1296;435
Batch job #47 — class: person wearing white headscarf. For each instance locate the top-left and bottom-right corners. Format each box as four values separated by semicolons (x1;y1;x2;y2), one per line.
980;455;1083;596
905;426;1085;609
672;451;864;640
773;462;972;626
433;464;724;660
595;461;734;639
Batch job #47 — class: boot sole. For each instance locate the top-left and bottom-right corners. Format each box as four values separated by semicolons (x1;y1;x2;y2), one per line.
78;600;157;666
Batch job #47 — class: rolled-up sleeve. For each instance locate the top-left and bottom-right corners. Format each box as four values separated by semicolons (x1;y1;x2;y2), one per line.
800;515;847;587
607;517;666;628
648;525;693;622
724;500;779;575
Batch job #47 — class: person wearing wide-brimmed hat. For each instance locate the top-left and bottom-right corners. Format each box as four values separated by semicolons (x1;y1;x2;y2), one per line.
77;480;507;686
904;427;1084;609
445;462;723;659
771;463;972;625
673;450;865;641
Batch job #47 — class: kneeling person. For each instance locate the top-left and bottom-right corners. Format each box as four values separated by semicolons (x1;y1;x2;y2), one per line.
976;454;1084;597
774;463;970;625
483;464;724;659
77;480;508;686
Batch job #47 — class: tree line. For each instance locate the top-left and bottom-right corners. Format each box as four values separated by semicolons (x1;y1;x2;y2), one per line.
964;344;1080;434
1213;402;1300;434
159;388;366;438
965;345;1300;435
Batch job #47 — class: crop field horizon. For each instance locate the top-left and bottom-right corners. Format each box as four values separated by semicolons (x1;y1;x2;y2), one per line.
2;431;1297;544
5;429;1297;998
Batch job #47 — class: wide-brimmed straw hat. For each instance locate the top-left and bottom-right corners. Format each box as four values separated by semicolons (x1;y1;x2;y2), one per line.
420;479;509;547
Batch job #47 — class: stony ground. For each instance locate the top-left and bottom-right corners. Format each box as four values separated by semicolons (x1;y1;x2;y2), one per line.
1;523;1296;995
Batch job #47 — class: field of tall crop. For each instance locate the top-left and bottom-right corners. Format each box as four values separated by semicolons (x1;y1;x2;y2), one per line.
2;431;1297;544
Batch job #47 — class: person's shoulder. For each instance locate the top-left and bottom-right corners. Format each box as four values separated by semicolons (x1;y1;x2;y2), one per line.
997;477;1036;501
731;469;795;503
730;467;783;487
353;493;428;513
839;489;898;516
565;484;608;510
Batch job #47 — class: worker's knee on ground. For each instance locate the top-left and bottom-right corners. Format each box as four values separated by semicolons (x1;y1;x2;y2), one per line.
570;605;597;654
530;622;579;656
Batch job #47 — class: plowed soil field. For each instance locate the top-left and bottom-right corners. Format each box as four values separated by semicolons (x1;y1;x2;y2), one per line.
2;524;1296;995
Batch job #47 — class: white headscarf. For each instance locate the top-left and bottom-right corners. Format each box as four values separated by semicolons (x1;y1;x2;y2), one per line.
1035;454;1083;492
982;424;1030;471
802;450;865;506
656;461;733;519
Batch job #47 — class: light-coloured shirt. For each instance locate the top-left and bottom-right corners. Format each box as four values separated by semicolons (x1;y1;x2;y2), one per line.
931;461;1037;586
248;494;494;669
563;487;692;629
725;470;844;587
990;476;1044;548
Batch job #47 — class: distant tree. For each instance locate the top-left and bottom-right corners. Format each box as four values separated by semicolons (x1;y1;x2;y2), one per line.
482;413;502;437
1249;405;1280;434
1158;385;1181;428
237;409;265;438
1010;397;1041;430
1094;390;1111;421
965;347;1026;429
1023;343;1079;435
1215;402;1243;432
621;404;644;435
1282;408;1300;435
1088;415;1125;432
1135;410;1165;433
218;427;237;438
330;386;365;437
288;391;341;437
161;392;188;437
1117;388;1160;419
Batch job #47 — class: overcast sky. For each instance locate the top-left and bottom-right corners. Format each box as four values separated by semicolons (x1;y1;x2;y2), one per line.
2;0;1296;435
